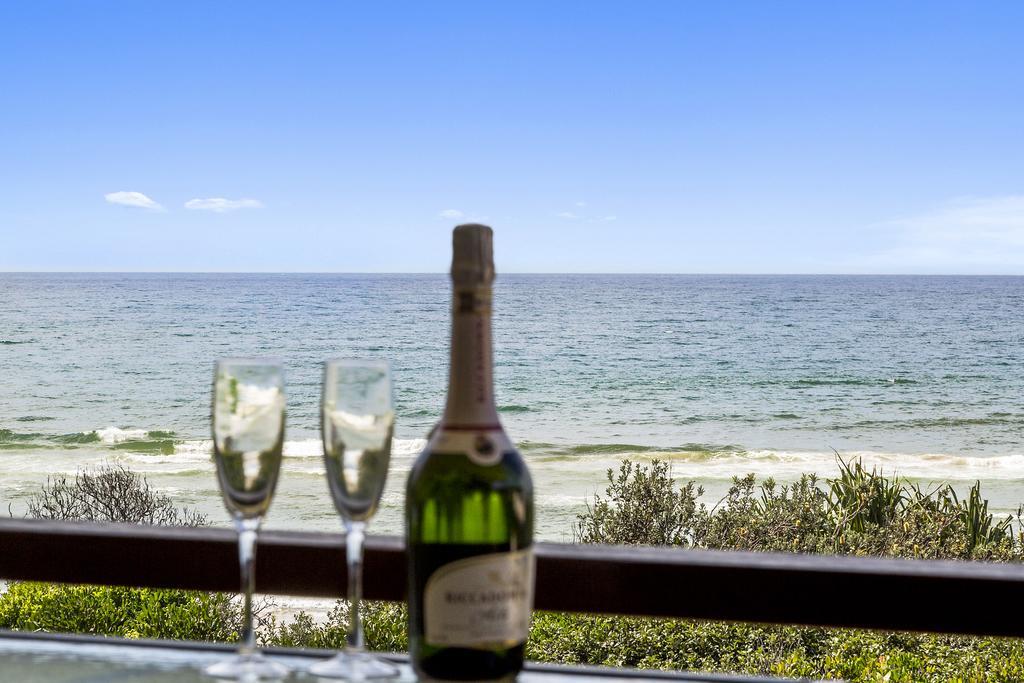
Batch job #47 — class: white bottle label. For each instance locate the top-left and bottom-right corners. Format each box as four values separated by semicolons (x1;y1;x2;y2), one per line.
429;427;514;466
424;548;535;649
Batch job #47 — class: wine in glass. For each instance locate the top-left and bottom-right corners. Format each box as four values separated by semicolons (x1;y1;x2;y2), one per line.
205;358;289;680
310;358;398;680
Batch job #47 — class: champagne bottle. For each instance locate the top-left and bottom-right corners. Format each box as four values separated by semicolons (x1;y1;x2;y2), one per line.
406;224;535;681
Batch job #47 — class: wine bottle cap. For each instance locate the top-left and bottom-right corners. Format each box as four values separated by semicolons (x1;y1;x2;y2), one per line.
451;223;495;285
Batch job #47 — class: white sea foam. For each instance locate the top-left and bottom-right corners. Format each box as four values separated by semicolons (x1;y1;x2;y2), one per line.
94;426;150;443
552;447;1024;483
26;425;1024;484
283;439;322;458
18;426;1024;485
168;437;425;459
736;449;1024;480
172;439;215;458
393;438;427;458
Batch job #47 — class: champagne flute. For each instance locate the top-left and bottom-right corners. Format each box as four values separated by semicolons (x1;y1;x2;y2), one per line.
310;359;398;680
205;358;289;680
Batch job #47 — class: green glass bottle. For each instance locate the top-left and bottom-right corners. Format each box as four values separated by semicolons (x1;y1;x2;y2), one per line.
406;224;535;681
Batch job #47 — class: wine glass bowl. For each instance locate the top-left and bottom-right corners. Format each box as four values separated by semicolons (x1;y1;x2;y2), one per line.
213;370;286;519
322;376;393;522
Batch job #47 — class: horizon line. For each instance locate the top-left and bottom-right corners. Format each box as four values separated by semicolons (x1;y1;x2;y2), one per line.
3;270;1024;277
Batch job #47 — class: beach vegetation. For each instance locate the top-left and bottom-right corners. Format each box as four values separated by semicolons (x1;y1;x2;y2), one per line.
574;456;1018;561
574;459;704;546
7;458;1024;680
266;601;406;651
25;463;207;527
0;582;240;642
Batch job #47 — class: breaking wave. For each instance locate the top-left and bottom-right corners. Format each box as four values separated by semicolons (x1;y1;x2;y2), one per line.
2;425;1022;486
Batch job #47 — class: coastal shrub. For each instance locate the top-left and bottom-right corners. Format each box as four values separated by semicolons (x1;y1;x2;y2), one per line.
939;482;1013;550
0;582;239;642
827;456;906;532
575;459;703;546
26;463;207;526
698;473;833;554
266;601;407;651
575;456;1020;561
526;613;1024;682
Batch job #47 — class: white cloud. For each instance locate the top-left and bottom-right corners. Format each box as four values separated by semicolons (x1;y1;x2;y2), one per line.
867;195;1024;270
184;197;264;213
575;201;587;208
105;191;163;211
557;208;617;223
438;209;464;219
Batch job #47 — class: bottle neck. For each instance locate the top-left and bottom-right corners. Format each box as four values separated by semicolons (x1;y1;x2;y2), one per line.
442;283;500;428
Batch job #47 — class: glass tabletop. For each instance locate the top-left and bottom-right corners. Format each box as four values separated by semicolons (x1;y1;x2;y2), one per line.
0;632;788;682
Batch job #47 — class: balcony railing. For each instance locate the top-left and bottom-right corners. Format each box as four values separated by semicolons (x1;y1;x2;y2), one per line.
2;517;1023;637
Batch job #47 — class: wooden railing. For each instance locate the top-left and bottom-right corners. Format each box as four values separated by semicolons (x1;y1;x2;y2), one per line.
2;517;1023;638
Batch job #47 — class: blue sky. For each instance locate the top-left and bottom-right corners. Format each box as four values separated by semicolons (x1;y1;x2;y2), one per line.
1;2;1022;273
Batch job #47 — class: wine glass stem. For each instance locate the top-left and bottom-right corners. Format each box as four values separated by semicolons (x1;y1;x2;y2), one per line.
345;519;367;652
236;517;260;656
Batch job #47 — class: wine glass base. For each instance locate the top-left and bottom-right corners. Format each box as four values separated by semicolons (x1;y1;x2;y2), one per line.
308;650;400;680
203;651;290;680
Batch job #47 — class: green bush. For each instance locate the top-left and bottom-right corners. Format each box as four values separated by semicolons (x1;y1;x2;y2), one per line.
575;459;704;546
0;582;239;642
524;613;1024;682
266;601;406;651
575;456;1021;561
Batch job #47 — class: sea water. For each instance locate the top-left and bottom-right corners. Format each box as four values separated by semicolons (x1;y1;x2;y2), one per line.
2;273;1023;540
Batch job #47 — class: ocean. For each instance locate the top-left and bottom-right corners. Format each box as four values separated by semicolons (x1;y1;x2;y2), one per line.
2;273;1023;541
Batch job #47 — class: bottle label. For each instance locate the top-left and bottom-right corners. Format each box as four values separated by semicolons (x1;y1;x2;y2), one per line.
424;548;535;649
429;427;513;466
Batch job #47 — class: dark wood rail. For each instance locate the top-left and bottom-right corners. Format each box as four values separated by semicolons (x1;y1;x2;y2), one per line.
3;518;1024;638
